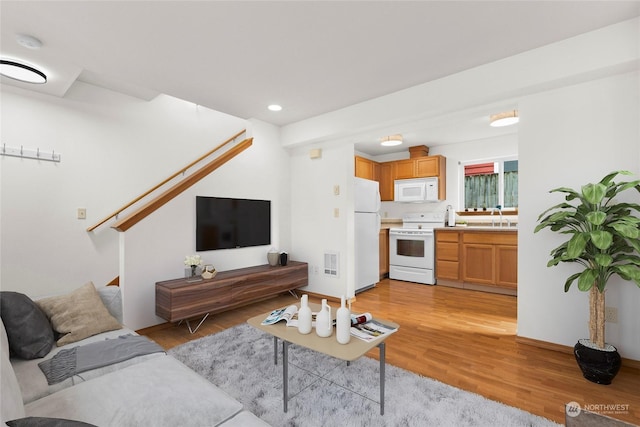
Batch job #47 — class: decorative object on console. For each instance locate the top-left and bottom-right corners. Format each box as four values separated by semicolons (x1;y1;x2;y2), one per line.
279;252;288;266
315;299;332;338
267;248;279;266
297;295;312;335
201;264;216;280
535;170;640;384
184;254;203;278
336;295;351;344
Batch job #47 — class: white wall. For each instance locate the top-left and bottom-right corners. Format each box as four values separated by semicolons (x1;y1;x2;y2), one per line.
290;141;355;298
1;83;290;330
518;71;640;360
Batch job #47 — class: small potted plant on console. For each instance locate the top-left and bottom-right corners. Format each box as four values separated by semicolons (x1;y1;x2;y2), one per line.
535;170;640;384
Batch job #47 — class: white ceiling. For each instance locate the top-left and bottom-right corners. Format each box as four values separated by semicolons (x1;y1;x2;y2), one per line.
2;1;639;155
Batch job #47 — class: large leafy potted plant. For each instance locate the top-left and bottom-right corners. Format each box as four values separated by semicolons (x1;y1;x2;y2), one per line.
534;170;640;384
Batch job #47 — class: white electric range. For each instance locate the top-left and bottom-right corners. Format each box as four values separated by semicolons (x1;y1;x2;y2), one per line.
388;212;445;285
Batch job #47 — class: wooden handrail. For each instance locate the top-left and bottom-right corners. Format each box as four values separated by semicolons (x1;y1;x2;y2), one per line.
111;137;253;232
87;129;246;232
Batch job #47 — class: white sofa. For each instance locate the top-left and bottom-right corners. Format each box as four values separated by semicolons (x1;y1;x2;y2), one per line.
0;284;269;427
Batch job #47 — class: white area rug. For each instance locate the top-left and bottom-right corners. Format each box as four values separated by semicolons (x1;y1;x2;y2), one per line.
169;323;559;427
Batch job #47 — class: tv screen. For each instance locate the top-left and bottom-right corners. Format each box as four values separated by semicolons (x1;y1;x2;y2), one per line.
196;196;271;251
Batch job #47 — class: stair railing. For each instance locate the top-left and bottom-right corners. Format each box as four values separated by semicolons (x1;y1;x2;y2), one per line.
87;129;249;232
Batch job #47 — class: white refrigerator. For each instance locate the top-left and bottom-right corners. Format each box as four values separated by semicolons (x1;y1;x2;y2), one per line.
354;177;381;293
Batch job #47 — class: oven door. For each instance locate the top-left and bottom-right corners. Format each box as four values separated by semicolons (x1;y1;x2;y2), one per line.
389;229;434;269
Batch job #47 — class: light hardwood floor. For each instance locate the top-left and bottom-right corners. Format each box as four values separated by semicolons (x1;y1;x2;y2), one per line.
140;279;640;425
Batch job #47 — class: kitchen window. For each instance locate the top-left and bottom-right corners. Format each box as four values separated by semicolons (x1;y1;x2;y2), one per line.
459;157;518;211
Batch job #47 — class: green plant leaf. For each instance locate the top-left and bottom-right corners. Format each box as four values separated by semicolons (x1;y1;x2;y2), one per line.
564;272;581;292
611;222;640;239
577;269;597;291
594;253;613;267
613;264;640;284
590;230;613;250
586;211;607;226
582;183;606;205
566;232;589;258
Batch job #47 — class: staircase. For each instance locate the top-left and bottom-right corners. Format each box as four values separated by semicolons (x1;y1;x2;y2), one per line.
87;129;252;233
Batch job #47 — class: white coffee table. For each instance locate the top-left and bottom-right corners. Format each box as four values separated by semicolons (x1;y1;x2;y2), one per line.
247;303;399;415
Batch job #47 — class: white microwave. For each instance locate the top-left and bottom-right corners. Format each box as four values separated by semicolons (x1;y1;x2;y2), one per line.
394;177;440;202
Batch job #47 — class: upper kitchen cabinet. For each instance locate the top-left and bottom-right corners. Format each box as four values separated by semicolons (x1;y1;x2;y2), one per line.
393;155;446;179
355;155;379;181
353;149;446;201
392;155;447;200
415;156;445;178
379;162;394;201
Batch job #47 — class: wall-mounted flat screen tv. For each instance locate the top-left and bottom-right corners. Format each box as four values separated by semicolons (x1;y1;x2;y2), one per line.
196;196;271;251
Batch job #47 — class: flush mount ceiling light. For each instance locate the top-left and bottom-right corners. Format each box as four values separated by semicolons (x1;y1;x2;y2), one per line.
0;60;47;84
380;134;403;147
490;110;519;127
267;104;282;112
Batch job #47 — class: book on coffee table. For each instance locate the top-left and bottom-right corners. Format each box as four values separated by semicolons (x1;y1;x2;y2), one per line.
350;319;398;342
261;305;299;326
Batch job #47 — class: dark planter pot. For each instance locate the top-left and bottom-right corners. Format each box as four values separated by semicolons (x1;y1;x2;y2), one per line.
573;339;622;385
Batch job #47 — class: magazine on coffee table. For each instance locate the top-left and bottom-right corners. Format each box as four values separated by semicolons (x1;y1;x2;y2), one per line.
350;318;398;342
261;305;299;326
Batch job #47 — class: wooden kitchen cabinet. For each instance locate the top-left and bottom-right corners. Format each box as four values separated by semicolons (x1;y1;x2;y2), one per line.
354;154;446;200
462;231;517;290
391;155;447;200
392;155;445;179
436;229;517;294
415;155;445;178
393;159;416;179
379;162;394;201
462;244;496;285
379;228;389;279
496;245;518;287
436;230;461;281
355;156;378;181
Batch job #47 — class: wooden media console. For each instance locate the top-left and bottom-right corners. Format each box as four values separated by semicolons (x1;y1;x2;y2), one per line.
156;261;308;332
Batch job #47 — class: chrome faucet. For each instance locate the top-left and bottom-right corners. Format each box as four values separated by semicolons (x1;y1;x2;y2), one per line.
491;205;503;227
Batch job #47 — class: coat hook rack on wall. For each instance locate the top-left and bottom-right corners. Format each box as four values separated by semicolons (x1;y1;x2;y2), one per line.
1;143;61;162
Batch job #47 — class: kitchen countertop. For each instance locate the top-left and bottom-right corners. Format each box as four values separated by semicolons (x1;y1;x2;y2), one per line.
380;219;401;230
436;226;517;232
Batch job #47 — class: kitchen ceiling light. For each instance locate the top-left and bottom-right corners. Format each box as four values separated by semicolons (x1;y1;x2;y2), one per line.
0;60;47;84
267;104;282;112
380;134;403;147
490;110;519;127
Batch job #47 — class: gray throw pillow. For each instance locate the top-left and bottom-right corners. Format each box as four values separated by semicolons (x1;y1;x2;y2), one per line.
0;292;55;359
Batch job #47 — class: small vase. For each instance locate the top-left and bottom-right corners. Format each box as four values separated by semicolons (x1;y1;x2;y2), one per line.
336;295;351;344
297;295;312;335
315;299;332;338
190;265;198;277
267;251;279;266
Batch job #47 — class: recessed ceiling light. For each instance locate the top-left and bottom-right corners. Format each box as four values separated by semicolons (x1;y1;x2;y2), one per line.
490;110;519;127
0;60;47;84
380;134;403;147
16;34;43;50
267;104;282;112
